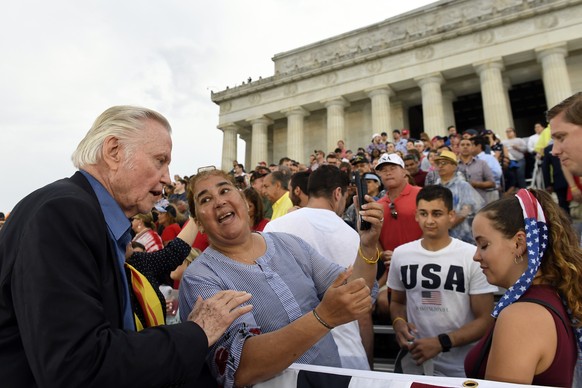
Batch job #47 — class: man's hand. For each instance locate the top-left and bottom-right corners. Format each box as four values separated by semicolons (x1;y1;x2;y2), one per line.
393;318;417;349
315;269;372;328
409;336;442;365
380;250;393;269
187;290;253;346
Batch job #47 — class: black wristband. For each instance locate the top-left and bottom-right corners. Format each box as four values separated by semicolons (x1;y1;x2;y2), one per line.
438;333;452;352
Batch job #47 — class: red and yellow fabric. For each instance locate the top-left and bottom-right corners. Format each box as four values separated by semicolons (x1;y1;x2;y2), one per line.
126;263;165;331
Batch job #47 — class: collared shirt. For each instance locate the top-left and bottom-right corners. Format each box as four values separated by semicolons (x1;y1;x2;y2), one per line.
475;151;502;187
270;191;293;220
80;170;134;330
180;232;343;387
436;174;484;244
457;157;495;201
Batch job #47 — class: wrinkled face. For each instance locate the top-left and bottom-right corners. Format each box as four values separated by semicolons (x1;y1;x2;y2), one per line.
111;119;172;217
436;159;456;180
551;111;582;176
192;175;249;246
415;199;454;240
262;175;281;203
472;213;525;288
376;164;407;189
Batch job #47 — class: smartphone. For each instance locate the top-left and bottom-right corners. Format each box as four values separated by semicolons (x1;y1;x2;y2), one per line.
354;171;371;230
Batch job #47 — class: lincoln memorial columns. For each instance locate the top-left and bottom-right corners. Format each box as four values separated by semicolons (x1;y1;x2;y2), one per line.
366;86;393;137
219;123;238;171
282;106;309;163
415;73;446;138
248;116;272;168
322;97;349;153
474;59;513;134
536;43;572;108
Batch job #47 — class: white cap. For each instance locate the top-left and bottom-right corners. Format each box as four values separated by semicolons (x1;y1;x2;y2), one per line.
375;153;404;170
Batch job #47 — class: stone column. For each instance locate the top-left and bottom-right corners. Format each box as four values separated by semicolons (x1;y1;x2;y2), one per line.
442;91;456;130
219;123;238;171
366;86;393;136
535;43;572;108
247;116;272;168
474;59;513;135
414;73;446;139
322;97;349;152
282;106;310;163
391;101;405;134
239;130;252;170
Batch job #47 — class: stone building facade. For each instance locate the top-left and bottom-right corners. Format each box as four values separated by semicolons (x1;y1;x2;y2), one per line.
212;0;582;170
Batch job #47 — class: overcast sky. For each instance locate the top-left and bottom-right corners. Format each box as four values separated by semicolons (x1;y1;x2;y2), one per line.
0;0;435;212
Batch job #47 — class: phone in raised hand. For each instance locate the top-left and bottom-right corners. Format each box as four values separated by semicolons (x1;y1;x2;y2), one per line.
354;171;371;230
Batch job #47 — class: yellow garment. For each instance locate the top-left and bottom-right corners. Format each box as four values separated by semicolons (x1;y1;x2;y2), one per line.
126;263;165;331
271;191;293;220
534;125;552;155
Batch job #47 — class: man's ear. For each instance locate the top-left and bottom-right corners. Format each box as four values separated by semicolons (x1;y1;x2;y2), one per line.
448;209;457;223
102;135;122;170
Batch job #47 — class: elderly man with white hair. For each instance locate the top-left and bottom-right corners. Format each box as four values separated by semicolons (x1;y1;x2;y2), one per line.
0;106;251;387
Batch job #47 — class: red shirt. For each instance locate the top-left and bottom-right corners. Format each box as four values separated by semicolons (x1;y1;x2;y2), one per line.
252;218;270;232
377;184;422;252
161;223;181;245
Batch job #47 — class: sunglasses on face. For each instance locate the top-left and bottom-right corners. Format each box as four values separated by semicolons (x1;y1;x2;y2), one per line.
389;202;398;219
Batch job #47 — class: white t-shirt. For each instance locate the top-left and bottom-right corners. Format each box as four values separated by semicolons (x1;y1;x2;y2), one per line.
387;238;497;377
264;207;369;370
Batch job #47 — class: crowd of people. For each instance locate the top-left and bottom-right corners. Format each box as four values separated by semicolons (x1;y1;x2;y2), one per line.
1;93;582;387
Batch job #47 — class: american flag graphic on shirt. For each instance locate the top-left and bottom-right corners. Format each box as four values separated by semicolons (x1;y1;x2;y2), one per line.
421;290;442;305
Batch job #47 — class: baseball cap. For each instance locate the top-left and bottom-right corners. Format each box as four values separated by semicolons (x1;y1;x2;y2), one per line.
375;153;404;170
350;155;369;166
402;129;410;135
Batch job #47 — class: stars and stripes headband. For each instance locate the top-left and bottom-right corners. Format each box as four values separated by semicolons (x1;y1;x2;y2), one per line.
492;189;582;352
492;189;548;318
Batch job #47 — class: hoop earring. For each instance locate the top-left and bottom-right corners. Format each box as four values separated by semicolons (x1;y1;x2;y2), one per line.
514;254;524;264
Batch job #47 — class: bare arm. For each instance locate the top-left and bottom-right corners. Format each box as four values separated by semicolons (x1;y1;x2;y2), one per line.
485;302;556;384
175;216;199;246
409;293;494;365
235;270;371;386
349;195;384;289
563;168;582;202
390;290;416;348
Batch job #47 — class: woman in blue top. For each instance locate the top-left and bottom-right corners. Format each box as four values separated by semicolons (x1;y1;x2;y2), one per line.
179;169;383;388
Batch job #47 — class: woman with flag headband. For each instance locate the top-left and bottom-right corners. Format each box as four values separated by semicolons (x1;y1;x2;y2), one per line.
465;188;582;386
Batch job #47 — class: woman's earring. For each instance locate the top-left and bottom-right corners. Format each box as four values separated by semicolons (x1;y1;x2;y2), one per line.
514;254;524;264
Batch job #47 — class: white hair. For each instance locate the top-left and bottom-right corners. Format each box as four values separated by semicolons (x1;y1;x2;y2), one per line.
71;105;171;169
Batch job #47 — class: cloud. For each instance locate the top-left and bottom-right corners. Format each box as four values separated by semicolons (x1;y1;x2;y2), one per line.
0;0;436;211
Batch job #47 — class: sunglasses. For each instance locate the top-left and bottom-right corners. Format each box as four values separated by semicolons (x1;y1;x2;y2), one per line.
389;202;398;219
435;160;452;167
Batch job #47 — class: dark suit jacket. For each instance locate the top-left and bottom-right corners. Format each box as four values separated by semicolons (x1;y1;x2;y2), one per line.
0;172;215;387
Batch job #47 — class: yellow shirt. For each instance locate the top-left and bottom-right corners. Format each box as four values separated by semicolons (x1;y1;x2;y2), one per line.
270;192;293;220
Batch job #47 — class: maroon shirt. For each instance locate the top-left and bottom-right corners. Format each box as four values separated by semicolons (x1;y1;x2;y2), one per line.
465;285;576;387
